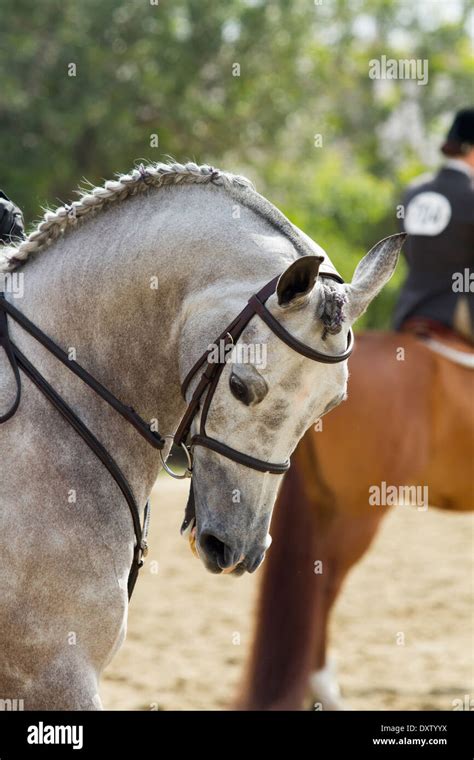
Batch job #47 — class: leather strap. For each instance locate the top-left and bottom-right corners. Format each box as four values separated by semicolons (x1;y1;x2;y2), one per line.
192;434;290;473
10;341;147;600
0;297;21;422
0;293;150;599
0;296;165;450
249;295;354;363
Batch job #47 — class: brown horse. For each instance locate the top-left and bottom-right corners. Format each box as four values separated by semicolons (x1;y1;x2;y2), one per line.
237;329;474;710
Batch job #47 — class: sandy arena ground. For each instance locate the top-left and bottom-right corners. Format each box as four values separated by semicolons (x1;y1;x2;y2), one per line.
102;476;473;711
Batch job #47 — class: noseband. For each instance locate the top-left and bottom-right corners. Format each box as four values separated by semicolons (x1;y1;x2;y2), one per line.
0;268;353;596
172;273;353;476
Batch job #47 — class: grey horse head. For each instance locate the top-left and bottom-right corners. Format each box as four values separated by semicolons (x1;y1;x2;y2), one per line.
182;234;405;575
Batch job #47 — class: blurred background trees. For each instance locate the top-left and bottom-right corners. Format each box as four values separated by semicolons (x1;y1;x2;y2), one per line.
0;0;471;326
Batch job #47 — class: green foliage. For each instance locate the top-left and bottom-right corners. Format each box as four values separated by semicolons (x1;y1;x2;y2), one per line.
0;0;470;328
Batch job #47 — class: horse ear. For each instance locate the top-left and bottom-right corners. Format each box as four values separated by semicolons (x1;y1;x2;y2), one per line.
344;233;407;324
277;255;324;307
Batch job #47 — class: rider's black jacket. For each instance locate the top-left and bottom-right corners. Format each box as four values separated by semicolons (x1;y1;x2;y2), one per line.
394;163;474;332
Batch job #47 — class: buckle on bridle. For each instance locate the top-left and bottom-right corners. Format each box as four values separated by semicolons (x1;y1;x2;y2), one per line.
137;539;148;568
159;436;193;479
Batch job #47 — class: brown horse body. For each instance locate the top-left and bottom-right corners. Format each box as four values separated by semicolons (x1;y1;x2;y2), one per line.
238;331;473;710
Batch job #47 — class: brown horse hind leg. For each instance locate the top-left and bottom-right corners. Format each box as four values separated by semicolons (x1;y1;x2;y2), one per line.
236;431;386;710
307;508;385;710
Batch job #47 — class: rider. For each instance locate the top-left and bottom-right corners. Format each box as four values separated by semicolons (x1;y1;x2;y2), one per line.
0;190;25;244
394;108;474;343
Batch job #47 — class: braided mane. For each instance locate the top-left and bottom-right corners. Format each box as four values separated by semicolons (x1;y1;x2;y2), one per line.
0;162;255;273
0;159;328;278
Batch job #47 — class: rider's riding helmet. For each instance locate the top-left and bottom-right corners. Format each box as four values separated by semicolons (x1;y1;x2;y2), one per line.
441;108;474;156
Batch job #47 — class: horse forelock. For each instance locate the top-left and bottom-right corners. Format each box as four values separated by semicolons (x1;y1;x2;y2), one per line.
316;281;348;339
0;161;322;275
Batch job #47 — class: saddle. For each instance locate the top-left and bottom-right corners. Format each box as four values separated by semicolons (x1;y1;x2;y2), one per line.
401;317;474;369
401;317;474;347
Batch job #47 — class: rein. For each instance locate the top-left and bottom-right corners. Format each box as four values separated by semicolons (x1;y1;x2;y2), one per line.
0;269;353;597
0;292;163;599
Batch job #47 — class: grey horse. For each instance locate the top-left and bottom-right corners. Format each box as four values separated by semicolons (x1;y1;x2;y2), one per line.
0;162;405;709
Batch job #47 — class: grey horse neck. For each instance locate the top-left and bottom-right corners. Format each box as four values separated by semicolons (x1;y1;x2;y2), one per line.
5;181;324;505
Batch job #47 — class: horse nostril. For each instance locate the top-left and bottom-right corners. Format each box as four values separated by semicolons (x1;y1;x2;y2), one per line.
200;532;237;570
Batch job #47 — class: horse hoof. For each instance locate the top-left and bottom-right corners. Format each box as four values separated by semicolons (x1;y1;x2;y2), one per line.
308;661;350;711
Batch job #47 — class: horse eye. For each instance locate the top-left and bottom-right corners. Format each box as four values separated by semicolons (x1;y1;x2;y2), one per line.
229;373;250;405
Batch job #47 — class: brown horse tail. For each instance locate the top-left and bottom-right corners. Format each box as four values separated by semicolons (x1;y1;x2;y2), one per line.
236;432;329;710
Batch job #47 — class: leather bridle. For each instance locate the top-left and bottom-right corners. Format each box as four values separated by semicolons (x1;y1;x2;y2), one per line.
172;273;353;476
0;268;353;597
